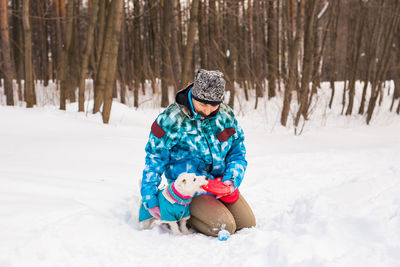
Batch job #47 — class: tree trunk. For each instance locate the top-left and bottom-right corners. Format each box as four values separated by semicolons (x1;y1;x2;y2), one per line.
148;0;160;94
22;0;34;108
78;0;99;112
281;0;305;126
93;0;123;118
198;0;208;69
170;0;182;91
208;0;217;69
181;0;200;88
36;1;50;86
294;0;318;127
12;0;24;101
390;36;400;111
142;0;154;94
267;0;278;99
96;0;106;65
54;0;63;81
397;98;400;114
96;0;123;123
277;0;283;94
125;2;138;106
133;0;143;105
328;0;340;109
59;0;74;110
366;2;400;124
68;1;81;102
359;1;380;115
242;0;251;101
346;1;367;115
177;0;184;60
254;0;264;109
161;0;172;107
227;0;238;108
310;0;332;105
149;0;160;79
118;3;128;105
0;0;15;105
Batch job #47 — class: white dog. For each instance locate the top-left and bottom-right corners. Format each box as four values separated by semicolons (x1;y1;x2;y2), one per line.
138;173;208;235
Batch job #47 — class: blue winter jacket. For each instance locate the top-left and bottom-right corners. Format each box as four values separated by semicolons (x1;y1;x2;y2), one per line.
141;84;247;209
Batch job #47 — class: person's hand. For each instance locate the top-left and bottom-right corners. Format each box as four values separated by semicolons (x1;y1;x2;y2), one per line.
216;180;235;199
223;180;235;193
148;206;161;219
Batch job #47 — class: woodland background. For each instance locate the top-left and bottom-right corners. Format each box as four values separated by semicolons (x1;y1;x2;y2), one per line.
0;0;400;126
1;2;400;265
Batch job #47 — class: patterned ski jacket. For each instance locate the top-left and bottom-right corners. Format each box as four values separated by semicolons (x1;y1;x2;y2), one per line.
141;84;247;209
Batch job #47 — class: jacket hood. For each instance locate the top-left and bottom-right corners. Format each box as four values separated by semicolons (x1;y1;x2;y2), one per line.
175;83;194;116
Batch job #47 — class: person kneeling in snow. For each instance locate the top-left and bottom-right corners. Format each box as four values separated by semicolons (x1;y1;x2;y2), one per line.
140;69;256;236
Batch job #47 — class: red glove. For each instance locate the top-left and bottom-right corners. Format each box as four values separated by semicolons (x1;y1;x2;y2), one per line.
148;206;161;219
216;180;235;199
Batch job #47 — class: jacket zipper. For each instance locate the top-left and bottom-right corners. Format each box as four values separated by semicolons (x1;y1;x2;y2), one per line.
201;121;214;172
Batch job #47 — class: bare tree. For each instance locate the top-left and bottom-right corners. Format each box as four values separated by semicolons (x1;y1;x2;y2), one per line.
208;0;217;69
358;1;382;115
101;0;123;123
170;0;182;90
133;0;143;105
345;0;367;116
366;1;400;124
225;0;238;108
54;0;64;80
22;0;34;108
93;0;123;123
198;0;208;68
181;0;200;88
0;0;15;105
266;0;278;99
328;0;340;109
390;31;400;112
294;0;318;128
96;0;107;65
253;0;264;109
281;0;305;126
59;0;75;110
161;0;173;107
78;0;99;112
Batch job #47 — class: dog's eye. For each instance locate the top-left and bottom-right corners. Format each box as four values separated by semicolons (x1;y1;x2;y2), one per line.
193;178;196;182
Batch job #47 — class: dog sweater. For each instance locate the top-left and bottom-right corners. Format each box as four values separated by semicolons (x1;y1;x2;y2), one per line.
139;184;191;222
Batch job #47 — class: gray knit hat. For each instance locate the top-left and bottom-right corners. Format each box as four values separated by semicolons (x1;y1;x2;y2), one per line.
191;69;226;105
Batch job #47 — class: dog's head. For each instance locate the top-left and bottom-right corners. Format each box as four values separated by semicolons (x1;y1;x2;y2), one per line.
174;173;208;197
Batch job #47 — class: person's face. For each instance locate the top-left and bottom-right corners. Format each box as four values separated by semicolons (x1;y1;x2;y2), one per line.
192;98;219;117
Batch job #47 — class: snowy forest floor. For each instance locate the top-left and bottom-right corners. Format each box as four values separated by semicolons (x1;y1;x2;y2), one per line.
1;82;400;267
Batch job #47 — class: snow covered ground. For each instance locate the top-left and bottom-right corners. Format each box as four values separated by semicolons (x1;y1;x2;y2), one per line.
1;83;400;267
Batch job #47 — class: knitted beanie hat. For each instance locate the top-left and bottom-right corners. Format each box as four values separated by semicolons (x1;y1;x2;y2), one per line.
191;69;226;105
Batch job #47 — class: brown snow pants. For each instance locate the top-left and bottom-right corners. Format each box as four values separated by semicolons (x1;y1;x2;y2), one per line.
188;194;256;237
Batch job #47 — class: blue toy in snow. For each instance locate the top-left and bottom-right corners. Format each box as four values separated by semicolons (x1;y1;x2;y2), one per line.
218;224;230;241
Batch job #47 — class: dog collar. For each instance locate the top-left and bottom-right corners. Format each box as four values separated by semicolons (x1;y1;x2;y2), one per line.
167;184;192;205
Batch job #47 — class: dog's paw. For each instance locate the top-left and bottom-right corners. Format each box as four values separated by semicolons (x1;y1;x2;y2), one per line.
181;228;194;235
139;218;157;230
180;222;195;235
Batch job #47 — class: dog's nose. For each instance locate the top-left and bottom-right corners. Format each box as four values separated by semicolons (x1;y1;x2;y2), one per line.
205;177;208;180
